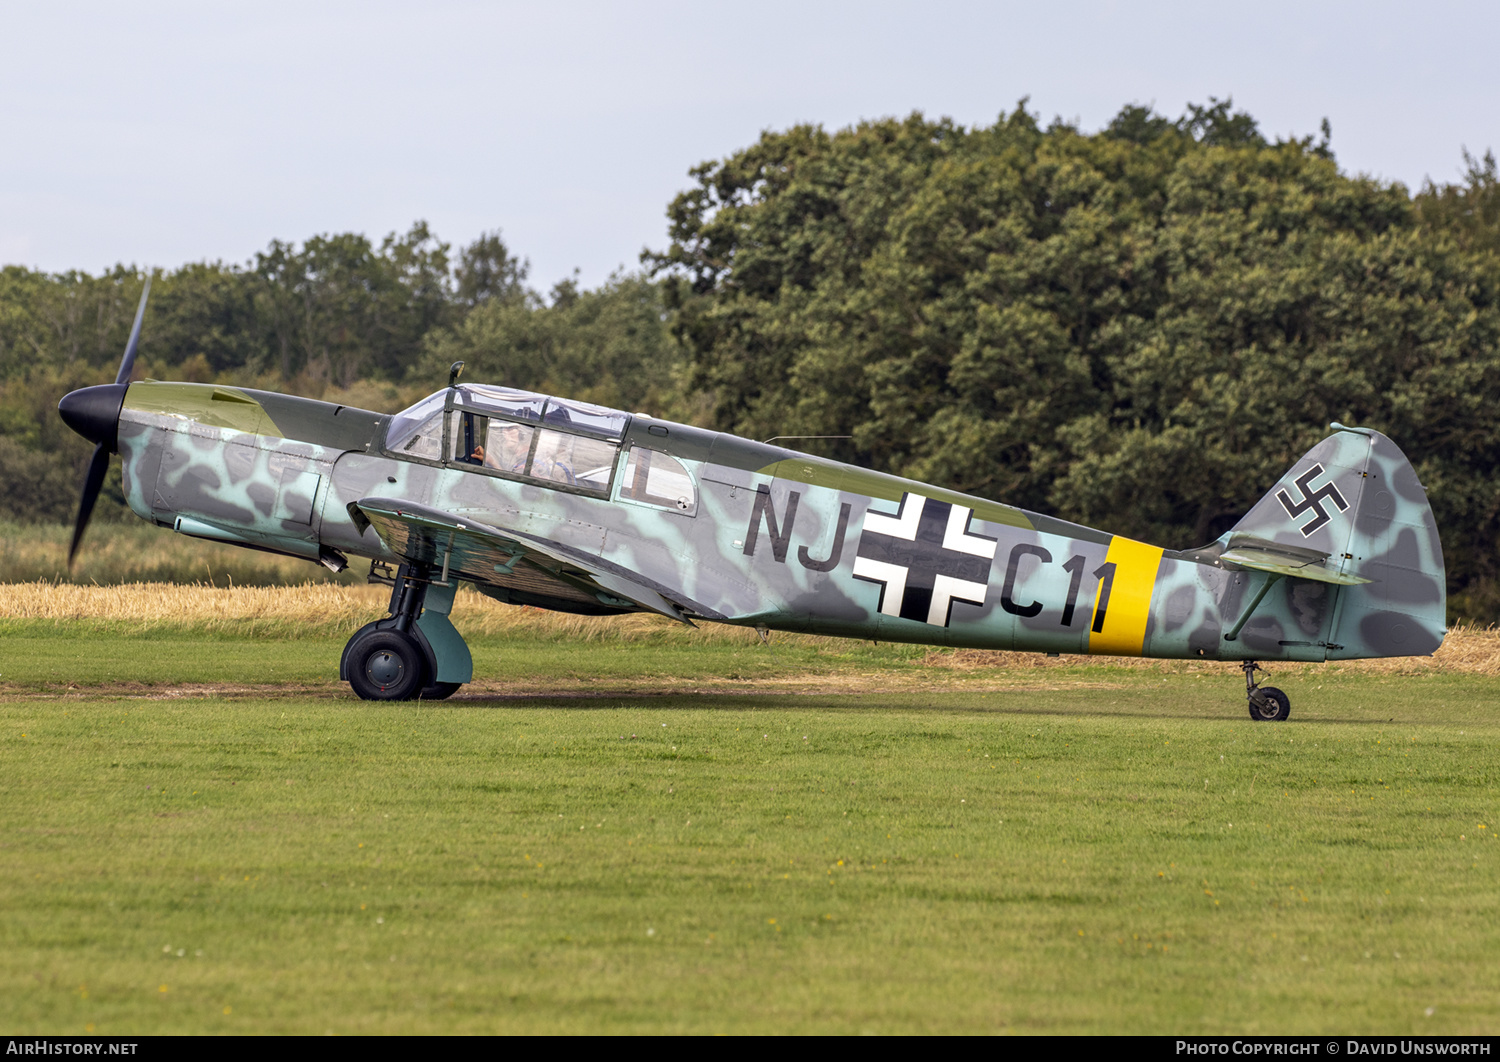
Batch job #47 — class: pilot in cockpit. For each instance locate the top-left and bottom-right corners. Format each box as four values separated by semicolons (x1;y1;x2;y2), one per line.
485;422;533;474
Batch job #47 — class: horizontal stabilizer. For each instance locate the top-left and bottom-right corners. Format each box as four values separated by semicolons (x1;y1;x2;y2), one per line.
1217;540;1371;586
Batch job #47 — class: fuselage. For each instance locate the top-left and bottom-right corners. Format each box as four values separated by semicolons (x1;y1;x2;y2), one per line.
109;380;1440;663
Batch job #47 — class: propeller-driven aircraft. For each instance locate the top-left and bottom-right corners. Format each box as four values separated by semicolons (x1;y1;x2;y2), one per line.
58;284;1448;718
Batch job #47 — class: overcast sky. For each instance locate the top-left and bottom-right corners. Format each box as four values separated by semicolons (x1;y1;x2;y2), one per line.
2;1;1495;291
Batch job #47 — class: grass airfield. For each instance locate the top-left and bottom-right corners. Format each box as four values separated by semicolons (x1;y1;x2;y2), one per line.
1;587;1498;1034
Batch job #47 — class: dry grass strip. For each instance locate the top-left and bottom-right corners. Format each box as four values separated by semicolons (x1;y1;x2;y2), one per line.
925;627;1500;676
0;581;761;642
0;581;392;626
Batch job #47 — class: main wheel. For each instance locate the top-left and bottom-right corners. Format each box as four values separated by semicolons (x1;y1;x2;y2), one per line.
1248;686;1291;721
419;681;463;701
346;629;429;701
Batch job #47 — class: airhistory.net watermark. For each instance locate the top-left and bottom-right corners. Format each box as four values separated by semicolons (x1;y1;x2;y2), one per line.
5;1044;138;1056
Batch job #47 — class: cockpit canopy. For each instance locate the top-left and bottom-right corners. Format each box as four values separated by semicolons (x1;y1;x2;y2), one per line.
383;386;633;495
457;385;629;438
385;386;629;456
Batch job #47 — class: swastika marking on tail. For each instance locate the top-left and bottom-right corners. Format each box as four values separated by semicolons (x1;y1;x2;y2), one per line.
1275;463;1349;536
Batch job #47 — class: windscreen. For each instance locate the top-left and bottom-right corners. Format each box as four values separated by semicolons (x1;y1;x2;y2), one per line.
385;391;447;457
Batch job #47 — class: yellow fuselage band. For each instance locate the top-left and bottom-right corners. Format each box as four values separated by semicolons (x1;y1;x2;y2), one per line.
1088;536;1166;656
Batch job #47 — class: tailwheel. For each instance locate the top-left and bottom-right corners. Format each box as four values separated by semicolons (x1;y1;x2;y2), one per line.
1242;660;1291;721
346;628;429;701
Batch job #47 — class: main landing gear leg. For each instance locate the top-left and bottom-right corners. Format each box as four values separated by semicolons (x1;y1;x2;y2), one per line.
1242;660;1290;721
339;564;473;702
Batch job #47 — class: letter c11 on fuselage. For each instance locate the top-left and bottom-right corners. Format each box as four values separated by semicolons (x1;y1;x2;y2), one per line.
59;288;1447;716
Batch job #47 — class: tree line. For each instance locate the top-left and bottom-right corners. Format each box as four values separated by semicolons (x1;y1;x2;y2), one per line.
3;99;1498;615
652;101;1500;617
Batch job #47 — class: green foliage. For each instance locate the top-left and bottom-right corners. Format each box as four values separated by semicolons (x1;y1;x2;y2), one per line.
0;264;151;381
1416;149;1500;257
0;365;130;524
0;438;82;524
653;101;1500;614
419;271;693;418
454;229;530;307
251;221;455;385
0;224;512;389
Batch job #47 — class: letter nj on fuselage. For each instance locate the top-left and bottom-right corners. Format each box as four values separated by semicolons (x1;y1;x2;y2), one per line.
743;488;998;628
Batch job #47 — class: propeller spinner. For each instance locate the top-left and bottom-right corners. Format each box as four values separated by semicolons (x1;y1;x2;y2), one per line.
57;276;152;567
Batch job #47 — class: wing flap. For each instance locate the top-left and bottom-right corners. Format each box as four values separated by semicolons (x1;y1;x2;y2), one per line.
353;497;694;623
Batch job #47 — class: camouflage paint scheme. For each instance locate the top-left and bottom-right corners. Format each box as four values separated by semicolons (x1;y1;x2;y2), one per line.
115;382;1447;685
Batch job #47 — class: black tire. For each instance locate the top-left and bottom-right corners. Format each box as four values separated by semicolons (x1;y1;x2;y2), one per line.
346;629;429;701
419;681;463;701
1248;686;1291;721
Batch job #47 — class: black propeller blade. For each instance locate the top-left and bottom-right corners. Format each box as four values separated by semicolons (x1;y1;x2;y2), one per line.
65;276;152;568
68;444;112;568
115;275;151;386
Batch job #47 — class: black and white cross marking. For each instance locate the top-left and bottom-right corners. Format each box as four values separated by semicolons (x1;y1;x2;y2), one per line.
1275;463;1350;536
851;493;997;626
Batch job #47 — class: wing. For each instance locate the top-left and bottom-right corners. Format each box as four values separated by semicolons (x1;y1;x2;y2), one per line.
350;497;697;623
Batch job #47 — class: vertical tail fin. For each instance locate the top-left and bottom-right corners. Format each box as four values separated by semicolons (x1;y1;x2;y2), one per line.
1223;425;1445;658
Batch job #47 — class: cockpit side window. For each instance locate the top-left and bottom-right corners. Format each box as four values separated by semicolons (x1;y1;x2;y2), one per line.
447;411;616;492
618;448;697;515
449;412;539;472
482;421;538;474
531;429;618;490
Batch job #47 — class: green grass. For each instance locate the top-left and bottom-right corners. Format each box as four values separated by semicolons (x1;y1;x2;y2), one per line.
2;629;1498;1033
0;622;925;689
